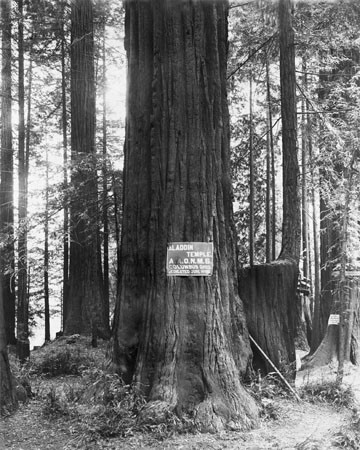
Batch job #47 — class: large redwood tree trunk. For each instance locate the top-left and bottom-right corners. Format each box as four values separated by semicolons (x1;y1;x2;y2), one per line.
239;261;297;373
278;0;300;262
113;0;258;432
65;0;110;339
0;277;17;415
0;0;16;345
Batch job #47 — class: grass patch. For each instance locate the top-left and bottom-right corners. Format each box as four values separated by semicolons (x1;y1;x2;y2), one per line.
299;380;355;409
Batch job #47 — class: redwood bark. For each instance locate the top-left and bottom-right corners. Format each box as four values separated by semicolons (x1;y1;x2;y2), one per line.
113;0;258;431
65;0;110;339
61;0;69;333
0;277;17;415
239;260;297;374
0;0;16;345
17;0;30;363
278;0;300;262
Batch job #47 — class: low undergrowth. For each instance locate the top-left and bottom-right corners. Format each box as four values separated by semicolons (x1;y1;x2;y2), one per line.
9;337;197;446
248;371;294;421
299;380;355;409
333;411;360;449
8;338;359;448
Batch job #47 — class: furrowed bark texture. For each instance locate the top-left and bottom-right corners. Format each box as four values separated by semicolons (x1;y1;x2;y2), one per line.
17;0;30;363
114;0;258;432
278;0;300;262
239;260;297;374
65;0;110;339
0;0;16;345
0;279;17;415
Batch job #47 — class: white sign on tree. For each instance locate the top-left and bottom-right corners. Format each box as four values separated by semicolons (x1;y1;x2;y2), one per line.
166;242;213;276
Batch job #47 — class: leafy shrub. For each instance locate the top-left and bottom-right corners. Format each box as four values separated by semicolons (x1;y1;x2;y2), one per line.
27;339;98;377
299;380;355;409
41;386;79;419
9;352;33;400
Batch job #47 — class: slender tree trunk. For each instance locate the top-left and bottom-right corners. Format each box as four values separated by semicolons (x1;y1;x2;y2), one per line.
102;19;110;323
265;110;271;263
265;56;274;262
0;0;16;345
309;109;321;353
44;147;50;342
249;62;254;265
266;61;277;261
301;70;308;280
271;116;276;260
65;0;110;339
61;0;69;333
17;0;30;362
112;173;121;282
113;0;258;431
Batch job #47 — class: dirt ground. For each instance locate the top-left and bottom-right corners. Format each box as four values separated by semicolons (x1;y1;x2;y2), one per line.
1;364;358;450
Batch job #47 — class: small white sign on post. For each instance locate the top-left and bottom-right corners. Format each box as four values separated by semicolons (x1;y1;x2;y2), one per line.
328;314;340;325
166;242;213;276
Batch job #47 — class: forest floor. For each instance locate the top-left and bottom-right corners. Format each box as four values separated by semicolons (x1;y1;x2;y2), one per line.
1;338;360;450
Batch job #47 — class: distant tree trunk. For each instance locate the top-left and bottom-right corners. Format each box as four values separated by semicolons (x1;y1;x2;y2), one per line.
0;277;17;415
309;111;322;354
0;0;16;345
65;0;110;339
113;0;258;432
249;63;254;266
265;106;271;264
112;173;121;282
17;0;30;363
61;0;69;333
337;160;355;382
301;77;308;280
296;60;311;350
265;56;275;261
44;147;50;342
271;117;276;260
102;19;110;324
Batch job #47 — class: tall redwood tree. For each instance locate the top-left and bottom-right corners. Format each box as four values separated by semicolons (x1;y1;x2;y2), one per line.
278;0;300;262
0;0;16;345
65;0;110;339
113;0;258;431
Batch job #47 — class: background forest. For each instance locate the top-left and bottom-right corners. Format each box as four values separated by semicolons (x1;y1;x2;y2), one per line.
1;0;360;419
